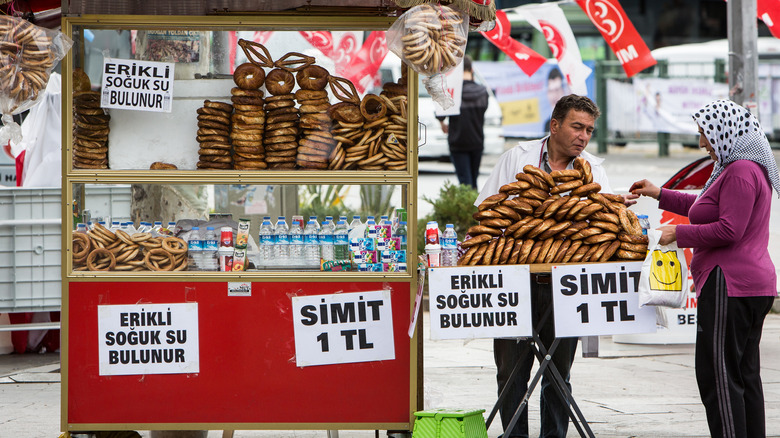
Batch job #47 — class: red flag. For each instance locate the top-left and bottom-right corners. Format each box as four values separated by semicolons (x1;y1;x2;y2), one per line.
758;0;780;39
339;31;389;94
576;0;656;77
299;31;335;58
481;9;546;76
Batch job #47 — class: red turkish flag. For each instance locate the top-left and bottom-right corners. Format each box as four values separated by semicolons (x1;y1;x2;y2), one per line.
576;0;656;77
481;10;546;76
758;0;780;39
339;31;389;94
299;31;335;58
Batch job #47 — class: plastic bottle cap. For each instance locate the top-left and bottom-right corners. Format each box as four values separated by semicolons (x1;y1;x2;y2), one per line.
192;227;199;230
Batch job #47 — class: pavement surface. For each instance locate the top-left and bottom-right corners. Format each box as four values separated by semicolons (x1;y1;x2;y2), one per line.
2;142;780;437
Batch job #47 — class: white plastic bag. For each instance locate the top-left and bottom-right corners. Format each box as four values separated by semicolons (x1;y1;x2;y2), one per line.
387;3;469;109
0;16;73;145
638;229;688;308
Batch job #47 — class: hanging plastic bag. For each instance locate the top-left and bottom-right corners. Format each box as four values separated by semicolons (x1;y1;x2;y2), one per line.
0;15;73;145
387;3;469;109
637;229;688;308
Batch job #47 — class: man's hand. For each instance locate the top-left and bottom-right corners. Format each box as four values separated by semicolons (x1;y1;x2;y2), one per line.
439;120;449;134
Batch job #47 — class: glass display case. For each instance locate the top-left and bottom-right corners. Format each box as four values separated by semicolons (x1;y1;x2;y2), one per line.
62;13;421;433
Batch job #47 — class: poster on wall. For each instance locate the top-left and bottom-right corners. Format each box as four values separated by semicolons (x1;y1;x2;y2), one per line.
143;30;202;63
633;77;727;134
97;303;200;376
475;60;595;138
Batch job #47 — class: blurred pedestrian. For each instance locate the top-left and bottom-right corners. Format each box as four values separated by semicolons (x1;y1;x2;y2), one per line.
438;55;489;189
630;99;780;438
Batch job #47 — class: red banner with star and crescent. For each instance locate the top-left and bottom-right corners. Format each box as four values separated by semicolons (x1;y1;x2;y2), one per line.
576;0;656;77
480;9;546;77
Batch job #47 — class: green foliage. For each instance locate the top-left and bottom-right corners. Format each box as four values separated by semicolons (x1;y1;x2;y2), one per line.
359;185;395;217
299;184;356;221
416;182;479;255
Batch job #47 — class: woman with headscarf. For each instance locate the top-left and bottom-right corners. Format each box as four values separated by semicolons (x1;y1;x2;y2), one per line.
629;99;779;438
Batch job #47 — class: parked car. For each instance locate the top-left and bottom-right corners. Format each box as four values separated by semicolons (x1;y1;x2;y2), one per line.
375;57;504;161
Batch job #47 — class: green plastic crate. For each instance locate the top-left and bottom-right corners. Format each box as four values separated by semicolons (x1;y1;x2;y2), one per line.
412;408;488;438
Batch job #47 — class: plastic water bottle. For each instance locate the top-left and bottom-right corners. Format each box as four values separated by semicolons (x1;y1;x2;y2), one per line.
324;216;335;231
151;221;163;236
637;214;651;235
304;220;320;267
121;222;136;234
200;226;218;271
167;221;178;235
76;223;88;234
380;215;391;226
187;227;203;271
441;224;458;267
289;217;304;265
396;221;408;252
308;216;320;231
334;220;350;262
365;218;377;239
258;219;274;267
339;215;348;225
319;221;334;262
109;221;121;232
349;215;362;233
274;216;290;261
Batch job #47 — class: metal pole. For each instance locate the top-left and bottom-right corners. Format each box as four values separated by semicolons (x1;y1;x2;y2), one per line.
728;0;758;112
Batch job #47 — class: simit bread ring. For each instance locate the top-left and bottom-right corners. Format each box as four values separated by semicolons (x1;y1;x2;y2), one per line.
551;169;582;181
508;239;523;264
505;216;533;237
233;62;265;90
553;239;572;263
265;68;295;95
526;218;557;239
482;238;500;265
584;232;617;245
589;211;620;225
550;179;584;195
162;237;188;255
600;240;622;262
618;207;643;236
533;195;561;218
542;196;571;219
72;233;91;262
602;193;625;204
469;242;489;266
516;239;534;264
618;232;649;244
296;65;330;90
573;203;604;221
499;237;515;264
500;181;532;194
554;196;582;221
523;165;555;188
589;220;621;234
492;237;507;265
478;193;508;210
544;239;564;263
569;227;602;241
570;182;601;198
493;205;521;222
574;157;593;184
536;220;572;241
87;248;116;271
502;198;534;216
562;240;583;263
525;241;545;264
620;241;649;253
144;248;176;271
461;233;493;248
360;94;387;122
616;249;646;260
480;218;512;229
513;218;543;239
536;238;555;264
589;192;622;215
458;244;479;266
473;210;503;220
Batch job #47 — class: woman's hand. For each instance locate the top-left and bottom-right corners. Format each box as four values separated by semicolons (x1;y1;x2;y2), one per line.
658;225;677;245
629;179;662;200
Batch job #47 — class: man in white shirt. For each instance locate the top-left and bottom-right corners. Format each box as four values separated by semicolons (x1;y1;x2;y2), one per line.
475;94;615;438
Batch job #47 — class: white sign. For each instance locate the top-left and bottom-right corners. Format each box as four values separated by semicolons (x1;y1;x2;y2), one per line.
552;262;656;337
292;290;395;367
98;303;199;376
228;282;252;297
101;57;174;112
429;265;533;340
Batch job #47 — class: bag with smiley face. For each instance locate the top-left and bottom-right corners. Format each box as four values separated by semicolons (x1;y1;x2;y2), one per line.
638;229;688;308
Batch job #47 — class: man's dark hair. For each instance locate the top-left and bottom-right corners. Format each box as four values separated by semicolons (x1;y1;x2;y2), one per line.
551;94;600;123
547;67;563;82
463;54;473;73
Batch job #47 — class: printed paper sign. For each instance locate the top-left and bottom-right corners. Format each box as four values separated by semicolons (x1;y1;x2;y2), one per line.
292;290;395;367
228;282;252;297
429;265;533;340
552;262;656;337
101;57;174;112
98;303;199;376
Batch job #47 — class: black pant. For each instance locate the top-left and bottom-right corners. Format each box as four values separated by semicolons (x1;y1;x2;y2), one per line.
450;149;482;189
494;279;578;438
695;266;774;438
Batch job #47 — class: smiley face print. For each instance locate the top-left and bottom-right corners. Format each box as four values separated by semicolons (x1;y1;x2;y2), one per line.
649;249;683;291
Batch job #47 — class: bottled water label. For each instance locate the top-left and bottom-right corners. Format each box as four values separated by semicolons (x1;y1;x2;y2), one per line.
304;234;318;244
188;240;203;251
291;234;304;244
441;237;456;249
204;239;218;251
335;234;349;245
276;234;290;244
260;235;274;245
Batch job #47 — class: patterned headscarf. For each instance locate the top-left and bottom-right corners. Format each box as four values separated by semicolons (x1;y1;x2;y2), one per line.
692;99;780;198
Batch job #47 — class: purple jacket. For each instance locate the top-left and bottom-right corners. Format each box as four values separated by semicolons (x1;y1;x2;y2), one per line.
659;160;777;297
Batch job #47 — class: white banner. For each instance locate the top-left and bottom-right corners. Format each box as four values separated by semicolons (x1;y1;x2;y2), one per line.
552;262;656;338
292;290;395;367
98;303;200;376
101;57;174;112
633;77;727;134
516;4;592;95
428;265;533;340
